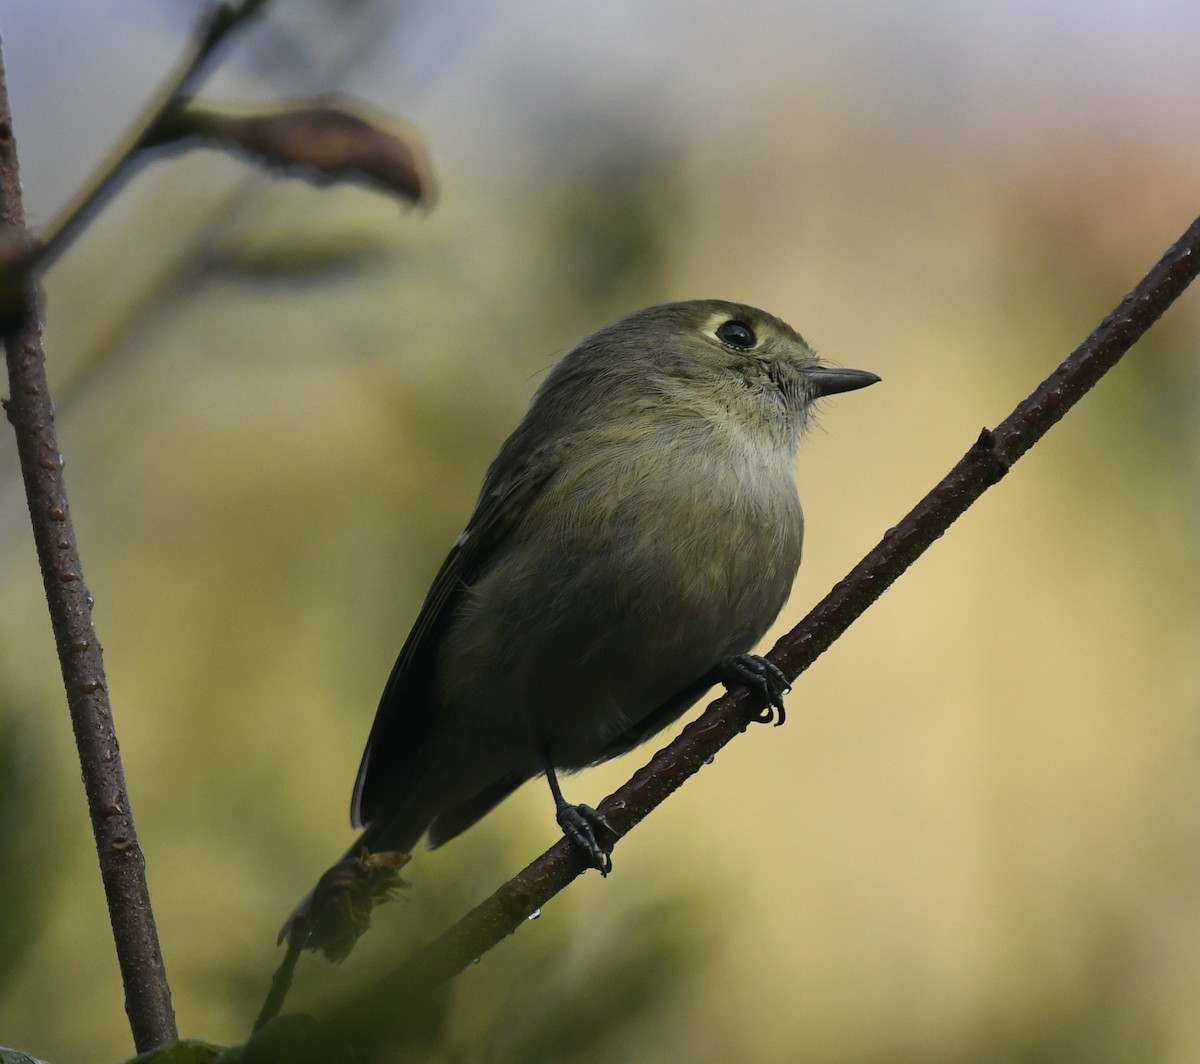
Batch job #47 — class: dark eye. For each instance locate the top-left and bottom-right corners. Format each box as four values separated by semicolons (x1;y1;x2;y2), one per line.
716;319;757;349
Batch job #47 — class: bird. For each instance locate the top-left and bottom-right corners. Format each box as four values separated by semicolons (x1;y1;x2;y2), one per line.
285;299;878;947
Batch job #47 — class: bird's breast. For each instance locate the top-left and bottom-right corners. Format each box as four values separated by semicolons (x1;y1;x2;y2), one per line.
437;424;804;766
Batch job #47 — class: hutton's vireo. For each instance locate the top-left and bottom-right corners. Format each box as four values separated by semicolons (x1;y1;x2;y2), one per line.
290;300;877;930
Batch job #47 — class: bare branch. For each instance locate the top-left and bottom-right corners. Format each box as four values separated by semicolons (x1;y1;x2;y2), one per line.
0;48;177;1053
773;212;1200;680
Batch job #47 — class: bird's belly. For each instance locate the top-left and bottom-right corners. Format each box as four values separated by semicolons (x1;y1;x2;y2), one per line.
438;498;800;769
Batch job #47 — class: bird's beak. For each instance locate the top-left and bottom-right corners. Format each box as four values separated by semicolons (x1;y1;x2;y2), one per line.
807;366;881;397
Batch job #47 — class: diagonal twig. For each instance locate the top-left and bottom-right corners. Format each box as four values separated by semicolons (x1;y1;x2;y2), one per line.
324;211;1200;1045
19;0;271;277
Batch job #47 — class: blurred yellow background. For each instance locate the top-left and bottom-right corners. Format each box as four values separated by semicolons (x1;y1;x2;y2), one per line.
0;1;1197;1061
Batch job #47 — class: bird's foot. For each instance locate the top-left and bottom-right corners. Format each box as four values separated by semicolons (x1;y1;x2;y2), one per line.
720;653;790;726
556;801;614;875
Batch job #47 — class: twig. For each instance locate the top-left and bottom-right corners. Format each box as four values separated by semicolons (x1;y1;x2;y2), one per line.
327;212;1200;1044
773;213;1200;677
0;45;177;1054
256;930;307;1034
21;0;271;276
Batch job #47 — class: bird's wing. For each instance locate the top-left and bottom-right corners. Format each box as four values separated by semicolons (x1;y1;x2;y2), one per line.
350;435;572;827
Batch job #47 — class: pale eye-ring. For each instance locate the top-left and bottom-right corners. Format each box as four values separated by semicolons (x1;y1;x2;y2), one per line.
716;319;757;349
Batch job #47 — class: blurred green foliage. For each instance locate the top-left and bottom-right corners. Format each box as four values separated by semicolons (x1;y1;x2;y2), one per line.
0;712;54;1001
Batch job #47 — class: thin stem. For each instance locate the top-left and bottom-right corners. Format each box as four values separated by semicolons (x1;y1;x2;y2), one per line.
0;46;177;1054
25;0;271;275
328;211;1200;1046
256;932;307;1033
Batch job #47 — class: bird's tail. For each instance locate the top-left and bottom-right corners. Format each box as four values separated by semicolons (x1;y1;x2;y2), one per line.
277;815;423;953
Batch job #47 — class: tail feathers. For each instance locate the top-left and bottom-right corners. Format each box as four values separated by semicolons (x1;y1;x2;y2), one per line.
278;775;530;947
277;816;421;947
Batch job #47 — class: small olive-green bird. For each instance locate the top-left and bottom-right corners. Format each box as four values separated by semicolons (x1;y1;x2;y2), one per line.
291;299;877;929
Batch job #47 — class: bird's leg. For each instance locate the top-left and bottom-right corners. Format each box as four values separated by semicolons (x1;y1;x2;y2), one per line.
543;752;614;875
719;653;791;726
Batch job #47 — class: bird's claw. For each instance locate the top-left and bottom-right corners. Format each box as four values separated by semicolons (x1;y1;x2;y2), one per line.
721;653;790;726
556;802;614;875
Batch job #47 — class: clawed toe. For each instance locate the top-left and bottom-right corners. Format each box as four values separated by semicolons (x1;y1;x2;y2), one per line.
544;757;615;874
556;802;614;875
720;653;790;726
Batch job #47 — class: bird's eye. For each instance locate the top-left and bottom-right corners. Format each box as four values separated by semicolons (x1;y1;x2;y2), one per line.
716;319;757;349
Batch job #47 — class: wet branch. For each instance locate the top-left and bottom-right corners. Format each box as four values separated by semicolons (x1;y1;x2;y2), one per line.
773;214;1200;677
